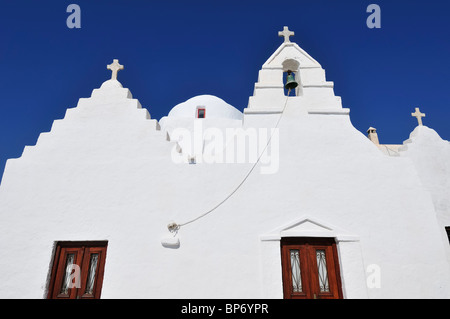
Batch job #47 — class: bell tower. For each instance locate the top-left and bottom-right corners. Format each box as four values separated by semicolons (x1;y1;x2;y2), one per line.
244;26;347;118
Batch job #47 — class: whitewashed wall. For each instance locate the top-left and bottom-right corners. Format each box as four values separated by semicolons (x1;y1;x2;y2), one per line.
0;43;449;299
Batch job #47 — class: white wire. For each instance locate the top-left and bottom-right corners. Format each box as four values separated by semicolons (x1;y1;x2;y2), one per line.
170;89;292;231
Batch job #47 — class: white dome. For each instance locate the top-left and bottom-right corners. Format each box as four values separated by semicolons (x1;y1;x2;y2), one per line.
100;79;123;89
168;95;243;120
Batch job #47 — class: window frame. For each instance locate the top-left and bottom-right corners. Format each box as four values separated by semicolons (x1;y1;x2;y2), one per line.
196;107;206;119
47;241;108;299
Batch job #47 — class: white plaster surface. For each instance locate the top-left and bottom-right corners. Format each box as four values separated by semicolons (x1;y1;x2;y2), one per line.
398;126;450;261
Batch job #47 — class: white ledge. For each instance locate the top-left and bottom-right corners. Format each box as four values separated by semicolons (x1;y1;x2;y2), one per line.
254;84;284;89
244;108;283;114
262;65;322;70
303;82;334;88
259;215;360;243
308;108;350;115
254;83;334;90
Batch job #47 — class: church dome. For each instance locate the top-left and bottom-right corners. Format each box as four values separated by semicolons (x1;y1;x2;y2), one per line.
100;79;123;89
168;95;243;120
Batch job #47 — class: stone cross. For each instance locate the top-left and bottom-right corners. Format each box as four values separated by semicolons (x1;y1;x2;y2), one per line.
107;59;124;80
278;26;294;43
411;107;426;126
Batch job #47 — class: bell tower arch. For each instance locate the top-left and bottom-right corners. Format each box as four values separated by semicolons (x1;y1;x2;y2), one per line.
282;58;302;97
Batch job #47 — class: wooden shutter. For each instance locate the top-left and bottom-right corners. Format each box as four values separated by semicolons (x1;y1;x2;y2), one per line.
47;241;107;299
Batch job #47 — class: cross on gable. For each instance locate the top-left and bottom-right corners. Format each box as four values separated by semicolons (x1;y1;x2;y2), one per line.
278;26;295;43
411;107;426;126
107;59;124;80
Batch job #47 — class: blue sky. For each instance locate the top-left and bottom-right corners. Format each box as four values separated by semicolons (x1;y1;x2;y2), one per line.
0;0;449;180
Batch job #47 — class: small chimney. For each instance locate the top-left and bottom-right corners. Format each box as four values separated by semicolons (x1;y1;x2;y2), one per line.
367;127;380;145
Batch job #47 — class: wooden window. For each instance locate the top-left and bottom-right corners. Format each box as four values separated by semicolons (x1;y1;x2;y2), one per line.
47;241;107;299
281;237;343;299
197;108;206;118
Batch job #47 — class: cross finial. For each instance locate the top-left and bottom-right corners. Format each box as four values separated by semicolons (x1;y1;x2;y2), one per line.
278;26;295;43
107;59;124;80
411;107;426;126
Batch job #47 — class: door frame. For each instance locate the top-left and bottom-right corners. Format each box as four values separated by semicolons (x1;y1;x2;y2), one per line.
259;215;367;299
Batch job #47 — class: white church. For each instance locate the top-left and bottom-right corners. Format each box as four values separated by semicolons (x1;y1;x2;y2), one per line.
0;27;449;299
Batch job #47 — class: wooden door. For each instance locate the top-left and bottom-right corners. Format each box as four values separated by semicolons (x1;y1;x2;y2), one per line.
281;237;343;299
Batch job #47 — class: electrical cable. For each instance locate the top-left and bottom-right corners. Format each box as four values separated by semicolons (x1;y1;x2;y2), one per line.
168;89;292;232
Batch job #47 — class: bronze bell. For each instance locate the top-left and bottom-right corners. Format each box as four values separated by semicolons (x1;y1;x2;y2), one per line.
285;71;298;90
